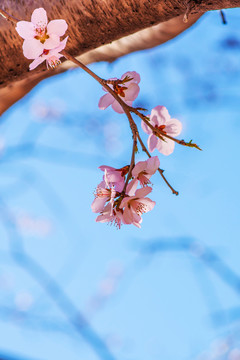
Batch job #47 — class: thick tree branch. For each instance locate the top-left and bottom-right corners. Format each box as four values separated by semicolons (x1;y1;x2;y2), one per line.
66;13;203;66
0;13;202;116
0;0;239;115
1;0;239;86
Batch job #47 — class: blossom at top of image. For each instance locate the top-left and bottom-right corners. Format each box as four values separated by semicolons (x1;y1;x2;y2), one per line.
16;7;68;60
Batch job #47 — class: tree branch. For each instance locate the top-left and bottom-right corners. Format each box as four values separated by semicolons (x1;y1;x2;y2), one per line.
0;0;239;115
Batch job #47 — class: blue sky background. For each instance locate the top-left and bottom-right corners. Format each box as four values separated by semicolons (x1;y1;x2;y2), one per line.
0;8;240;360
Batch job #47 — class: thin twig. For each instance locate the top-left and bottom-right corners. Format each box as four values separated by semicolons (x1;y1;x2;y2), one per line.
220;9;227;24
60;55;200;152
63;51;138;127
131;107;184;144
130;107;201;150
62;51;144;196
62;51;178;195
0;8;19;23
62;51;130;112
137;133;179;195
122;131;137;195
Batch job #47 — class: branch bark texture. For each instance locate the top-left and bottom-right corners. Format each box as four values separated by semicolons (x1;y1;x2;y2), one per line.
0;0;239;114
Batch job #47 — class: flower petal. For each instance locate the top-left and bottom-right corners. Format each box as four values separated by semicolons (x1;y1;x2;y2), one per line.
132;220;142;228
99;165;115;172
111;100;124;114
31;8;48;27
98;93;114;110
125;101;133;108
141;119;152;135
96;213;110;223
125;83;140;101
135;186;152;198
98;180;107;189
126;178;138;196
156;138;175;156
16;21;35;39
119;196;131;209
23;39;44;59
121;71;140;84
148;134;158;153
151;106;171;124
132;161;146;177
150;114;160;127
44;33;60;49
106;172;123;183
51;36;68;54
29;56;46;70
95;204;112;223
114;181;125;193
130;207;142;224
91;197;108;213
146;156;160;174
123;206;135;224
47;19;68;36
139;198;156;212
165;118;182;137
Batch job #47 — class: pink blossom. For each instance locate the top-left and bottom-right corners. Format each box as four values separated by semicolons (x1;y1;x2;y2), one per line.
126;157;160;196
141;106;182;155
91;181;116;214
29;37;68;70
95;203;125;229
98;71;140;114
99;165;128;192
16;8;68;59
119;187;155;228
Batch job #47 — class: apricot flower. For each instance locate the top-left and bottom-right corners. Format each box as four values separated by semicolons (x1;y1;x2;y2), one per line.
141;106;182;155
127;156;160;195
91;182;116;213
99;165;128;192
29;37;68;70
95;203;125;229
119;187;155;228
98;71;140;114
16;8;68;60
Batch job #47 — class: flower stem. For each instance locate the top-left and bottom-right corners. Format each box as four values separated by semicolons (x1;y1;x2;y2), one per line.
62;50;140;195
121;111;139;192
137;133;179;196
121;135;137;196
130;107;201;150
62;51;132;114
62;51;180;196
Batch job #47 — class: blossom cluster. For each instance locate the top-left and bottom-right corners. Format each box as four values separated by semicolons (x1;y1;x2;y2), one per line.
99;71;182;156
13;8;196;230
91;157;160;228
16;8;68;70
94;70;184;228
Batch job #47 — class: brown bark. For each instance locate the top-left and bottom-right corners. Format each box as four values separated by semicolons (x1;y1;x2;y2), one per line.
70;13;203;65
0;13;202;115
0;0;239;115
